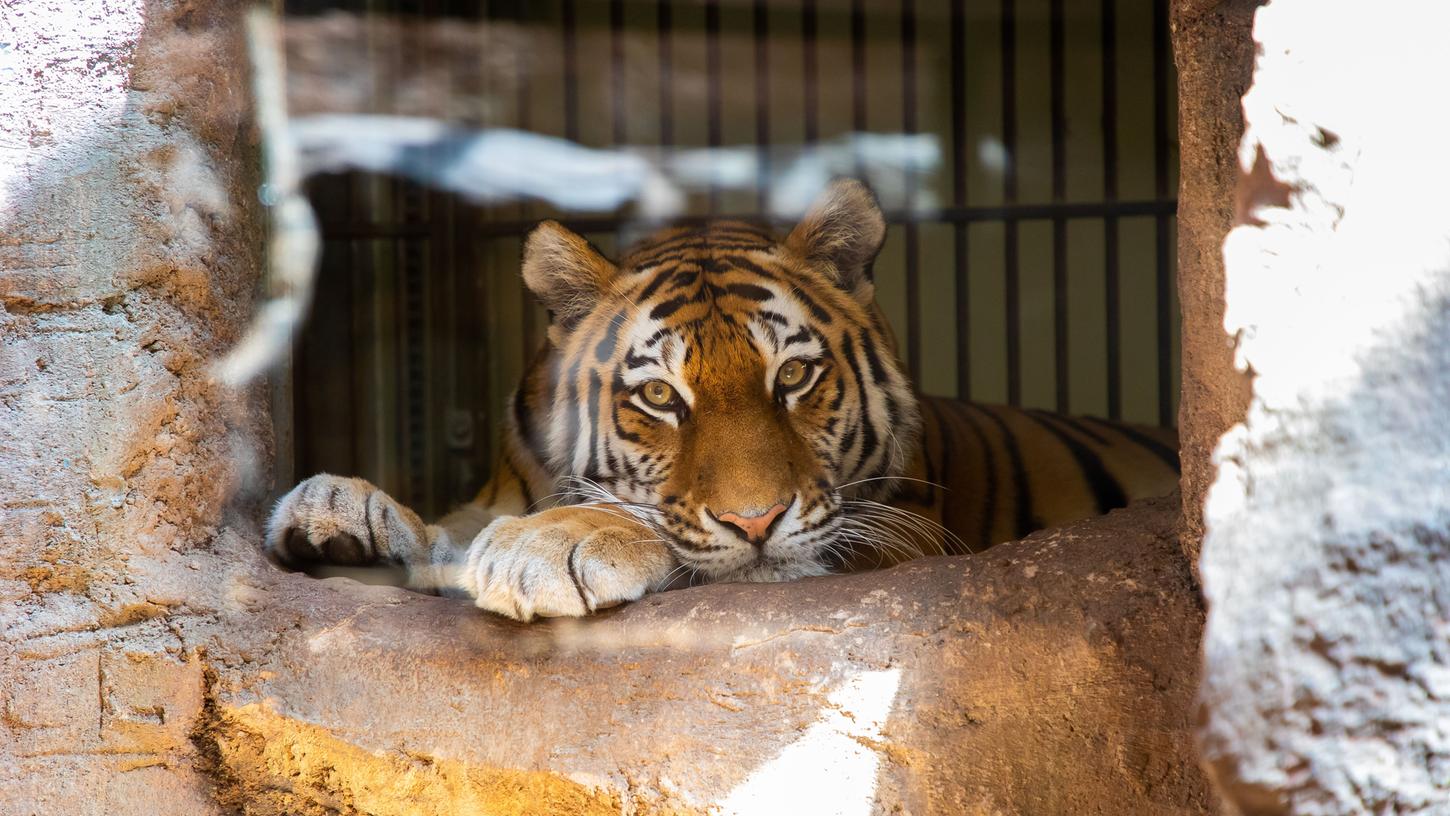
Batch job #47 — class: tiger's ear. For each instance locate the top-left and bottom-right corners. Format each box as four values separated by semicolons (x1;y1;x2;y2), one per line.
785;179;887;304
522;220;618;338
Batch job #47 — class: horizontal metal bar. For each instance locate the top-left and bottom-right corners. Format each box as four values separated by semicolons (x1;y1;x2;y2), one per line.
317;222;434;239
319;199;1179;241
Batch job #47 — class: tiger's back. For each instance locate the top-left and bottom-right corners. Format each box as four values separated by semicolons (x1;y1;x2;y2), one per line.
907;398;1179;557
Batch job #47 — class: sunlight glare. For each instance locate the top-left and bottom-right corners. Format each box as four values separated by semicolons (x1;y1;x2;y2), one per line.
716;668;903;816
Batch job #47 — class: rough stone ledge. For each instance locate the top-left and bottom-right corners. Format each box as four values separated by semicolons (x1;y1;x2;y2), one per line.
197;495;1215;815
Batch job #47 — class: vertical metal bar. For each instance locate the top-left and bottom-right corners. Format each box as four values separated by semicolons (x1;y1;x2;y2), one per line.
1152;0;1173;426
1049;0;1069;412
802;0;819;146
453;225;485;500
513;2;532;135
658;0;674;148
1001;0;1021;406
706;0;722;212
339;238;356;476
427;0;460;510
753;0;771;212
430;189;455;509
609;0;628;249
1102;0;1121;419
516;3;536;363
479;0;498;483
850;0;867;176
562;0;579;143
397;0;429;507
950;0;970;399
611;0;627;146
347;8;369;481
402;208;428;509
346;226;364;477
902;0;921;384
851;0;866;129
476;234;495;481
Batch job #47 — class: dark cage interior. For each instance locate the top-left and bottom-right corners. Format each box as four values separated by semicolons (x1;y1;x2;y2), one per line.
282;0;1179;520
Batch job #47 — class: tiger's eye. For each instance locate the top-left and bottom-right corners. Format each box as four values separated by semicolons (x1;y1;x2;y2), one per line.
642;380;676;407
777;359;809;388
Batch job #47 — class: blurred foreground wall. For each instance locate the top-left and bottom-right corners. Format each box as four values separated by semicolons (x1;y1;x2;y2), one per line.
0;1;265;812
1196;1;1450;812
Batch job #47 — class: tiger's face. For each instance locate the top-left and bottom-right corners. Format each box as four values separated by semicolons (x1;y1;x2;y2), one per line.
519;180;921;582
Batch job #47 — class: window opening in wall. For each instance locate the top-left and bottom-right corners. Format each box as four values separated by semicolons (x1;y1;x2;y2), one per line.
273;0;1179;522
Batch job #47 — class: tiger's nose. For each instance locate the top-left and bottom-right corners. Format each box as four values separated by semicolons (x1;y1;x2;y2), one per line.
713;501;790;545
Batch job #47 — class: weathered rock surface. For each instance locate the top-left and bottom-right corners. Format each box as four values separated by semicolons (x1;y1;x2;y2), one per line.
1197;1;1450;812
200;496;1213;815
1170;0;1259;568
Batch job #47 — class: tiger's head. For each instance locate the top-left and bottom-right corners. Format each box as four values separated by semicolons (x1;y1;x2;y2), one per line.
517;180;922;582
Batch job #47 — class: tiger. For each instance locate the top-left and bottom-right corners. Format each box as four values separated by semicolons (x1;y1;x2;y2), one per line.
264;179;1179;621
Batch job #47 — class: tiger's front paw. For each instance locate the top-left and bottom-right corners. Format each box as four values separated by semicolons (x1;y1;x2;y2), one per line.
460;506;675;621
265;474;429;569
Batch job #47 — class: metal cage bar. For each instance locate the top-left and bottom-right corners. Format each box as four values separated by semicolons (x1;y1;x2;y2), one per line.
949;0;970;400
1001;0;1021;407
801;0;819;146
610;0;627;145
1049;0;1069;413
561;0;580;143
657;0;673;148
1152;0;1174;427
752;0;770;212
705;0;722;211
320;200;1178;242
1102;0;1122;420
901;0;921;385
